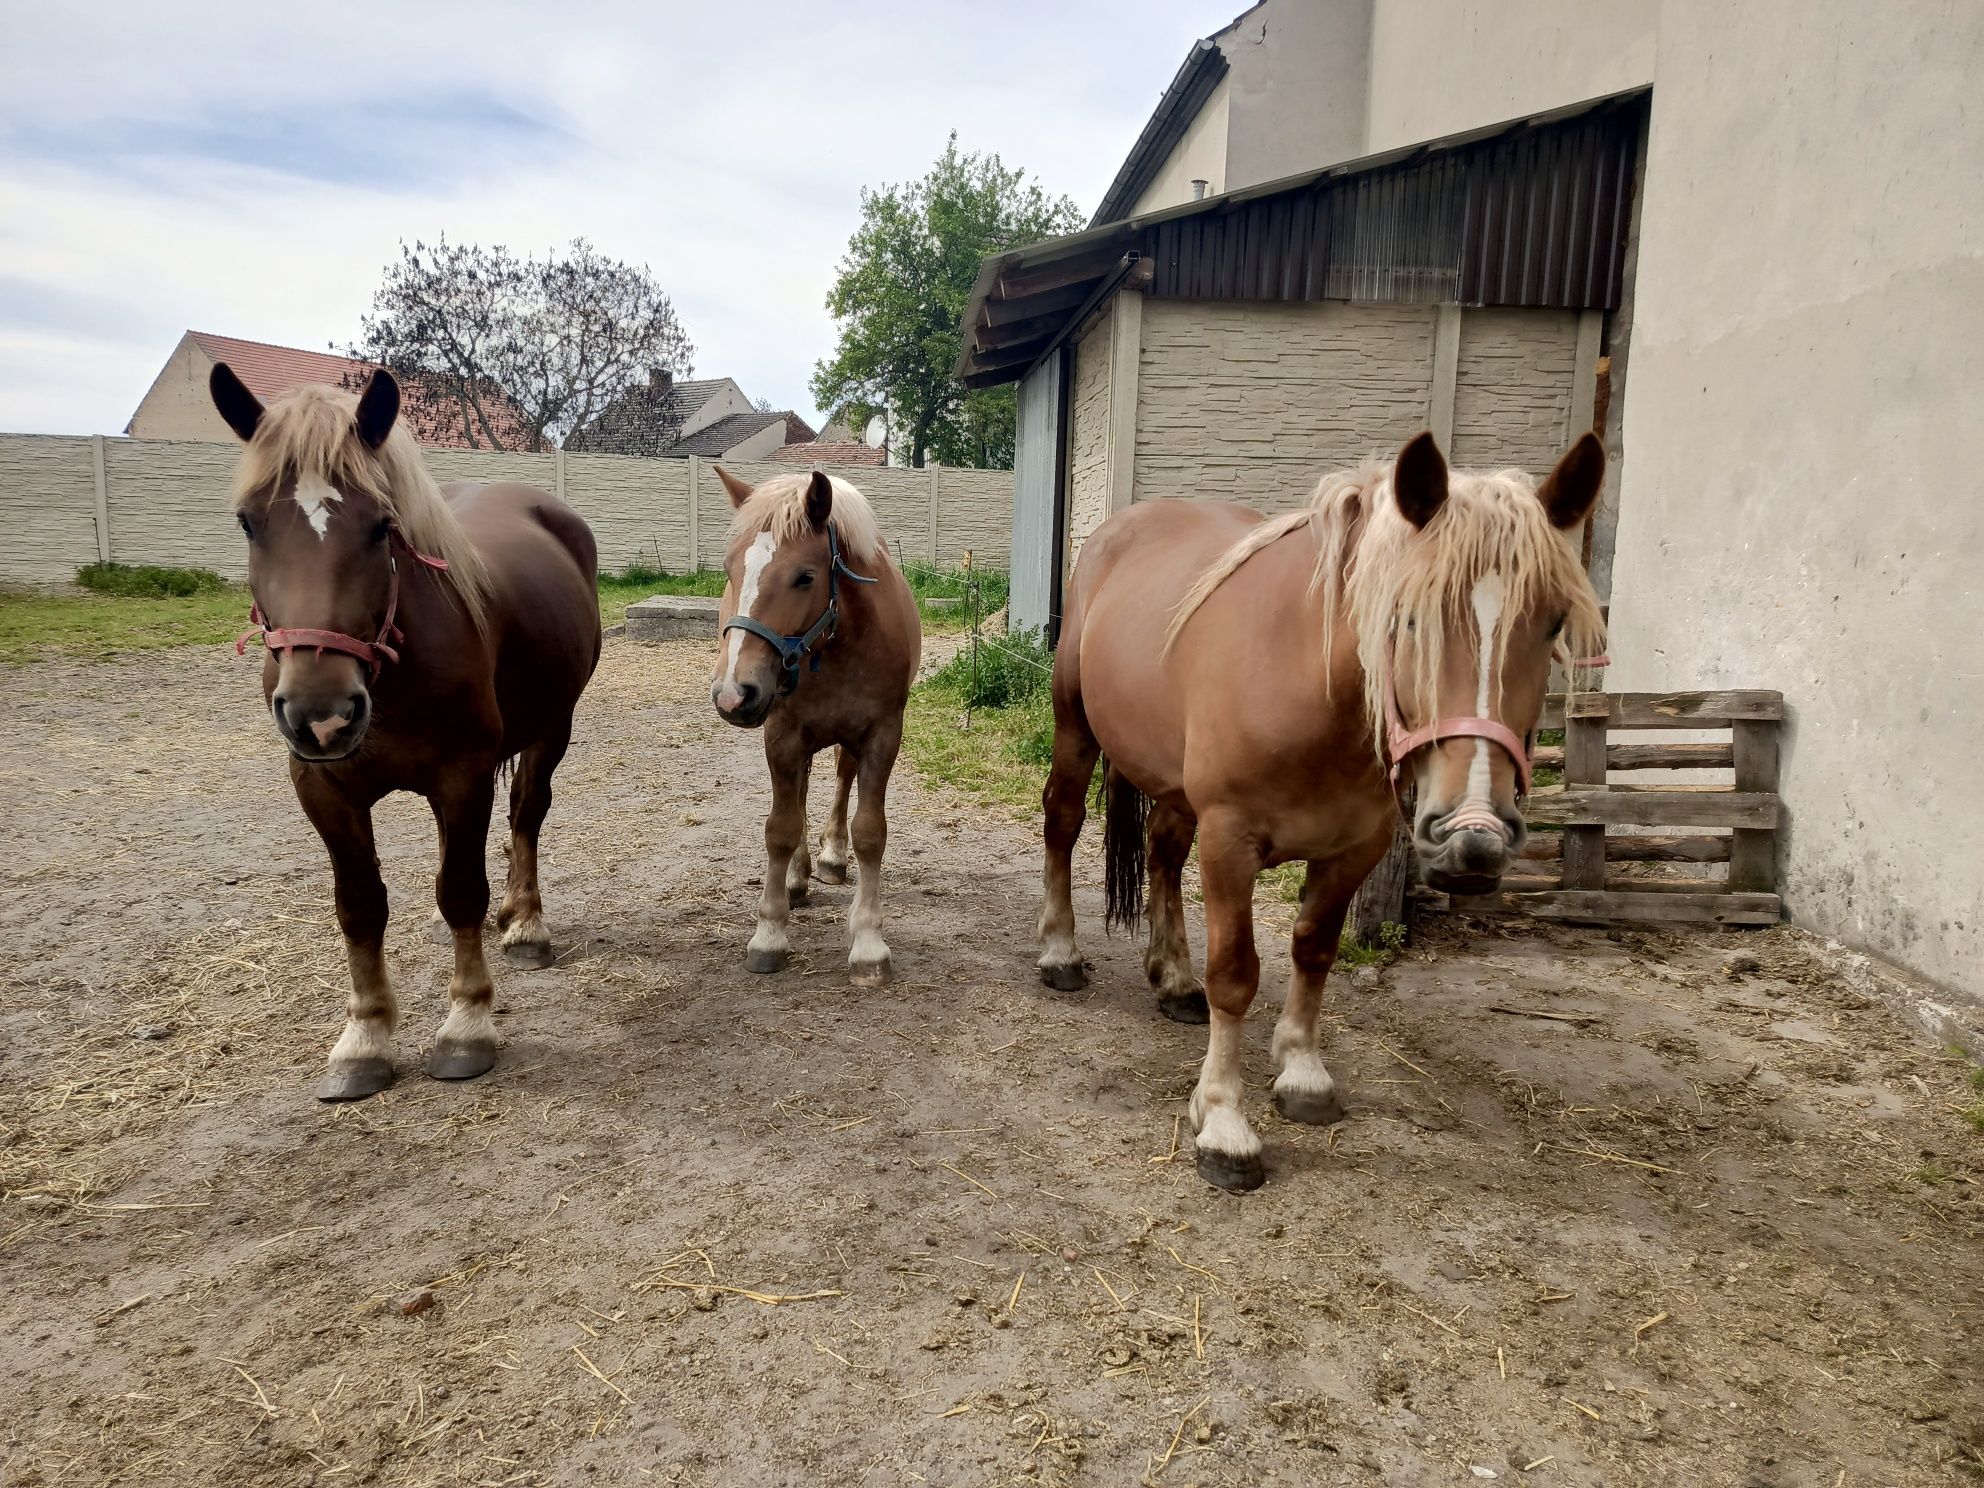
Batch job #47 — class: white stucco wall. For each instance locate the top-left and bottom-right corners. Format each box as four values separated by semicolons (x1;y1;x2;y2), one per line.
1130;74;1231;216
1221;0;1372;186
1608;0;1984;996
679;380;753;437
1066;304;1114;561
1363;0;1656;153
126;335;231;442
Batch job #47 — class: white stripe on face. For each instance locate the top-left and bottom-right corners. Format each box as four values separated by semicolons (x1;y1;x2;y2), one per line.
723;531;779;687
295;475;342;538
1462;572;1507;815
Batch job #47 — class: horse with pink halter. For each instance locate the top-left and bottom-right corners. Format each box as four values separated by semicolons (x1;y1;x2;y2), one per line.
1037;431;1608;1190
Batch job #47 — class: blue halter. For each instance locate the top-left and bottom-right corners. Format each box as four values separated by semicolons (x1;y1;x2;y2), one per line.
721;522;879;695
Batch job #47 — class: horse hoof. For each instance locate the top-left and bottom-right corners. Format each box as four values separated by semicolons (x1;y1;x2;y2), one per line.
1194;1145;1267;1192
815;859;847;886
1273;1086;1347;1126
317;1058;395;1103
850;957;891;988
1038;961;1088;992
427;1040;497;1081
502;939;555;970
787;882;811;907
1157;988;1211;1024
745;947;789;975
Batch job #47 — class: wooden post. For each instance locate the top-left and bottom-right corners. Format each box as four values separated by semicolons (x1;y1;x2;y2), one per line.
1728;719;1779;892
687;456;701;572
1560;693;1610;889
89;435;111;562
1350;820;1415;945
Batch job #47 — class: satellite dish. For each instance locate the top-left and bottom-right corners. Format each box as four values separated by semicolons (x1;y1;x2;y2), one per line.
862;414;887;449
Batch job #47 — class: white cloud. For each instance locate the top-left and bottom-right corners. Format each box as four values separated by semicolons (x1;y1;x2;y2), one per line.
0;0;1226;434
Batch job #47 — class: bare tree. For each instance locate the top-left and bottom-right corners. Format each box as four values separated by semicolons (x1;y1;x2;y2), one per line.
341;237;694;453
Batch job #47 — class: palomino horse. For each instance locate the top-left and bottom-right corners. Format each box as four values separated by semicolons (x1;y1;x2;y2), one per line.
212;365;600;1100
1038;432;1607;1190
707;467;920;986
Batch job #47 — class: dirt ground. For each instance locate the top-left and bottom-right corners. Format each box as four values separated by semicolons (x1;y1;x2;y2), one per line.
1;636;1979;1488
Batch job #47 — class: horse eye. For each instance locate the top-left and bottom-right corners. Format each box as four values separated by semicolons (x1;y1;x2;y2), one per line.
372;519;391;544
794;571;815;589
237;513;253;539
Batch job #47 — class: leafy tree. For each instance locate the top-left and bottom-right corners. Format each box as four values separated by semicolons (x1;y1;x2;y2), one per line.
343;237;694;453
812;135;1081;469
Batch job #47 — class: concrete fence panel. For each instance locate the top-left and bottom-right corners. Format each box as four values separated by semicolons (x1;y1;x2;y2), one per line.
0;435;1014;586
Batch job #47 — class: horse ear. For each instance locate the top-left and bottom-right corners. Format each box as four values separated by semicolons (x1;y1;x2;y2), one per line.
805;470;833;531
209;363;264;442
714;465;754;508
1393;431;1448;529
1536;431;1606;530
355;369;400;450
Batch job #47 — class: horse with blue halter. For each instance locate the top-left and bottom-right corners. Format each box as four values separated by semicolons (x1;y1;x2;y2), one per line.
212;364;600;1101
1037;432;1608;1189
707;466;921;986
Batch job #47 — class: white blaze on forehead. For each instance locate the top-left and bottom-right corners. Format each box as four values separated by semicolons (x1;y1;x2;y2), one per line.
1462;571;1508;815
723;531;780;686
294;475;342;539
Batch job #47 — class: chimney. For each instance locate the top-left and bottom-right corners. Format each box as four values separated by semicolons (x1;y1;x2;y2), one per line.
1191;179;1209;201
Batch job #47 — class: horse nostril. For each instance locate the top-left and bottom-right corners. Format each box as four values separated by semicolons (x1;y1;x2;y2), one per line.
735;681;761;712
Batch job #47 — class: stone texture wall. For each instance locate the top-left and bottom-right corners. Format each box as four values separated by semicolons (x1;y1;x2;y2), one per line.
1448;308;1581;472
1066;305;1114;559
0;438;1012;585
1134;298;1436;510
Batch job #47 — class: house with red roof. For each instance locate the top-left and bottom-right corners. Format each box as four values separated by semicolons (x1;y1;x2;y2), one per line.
126;331;527;449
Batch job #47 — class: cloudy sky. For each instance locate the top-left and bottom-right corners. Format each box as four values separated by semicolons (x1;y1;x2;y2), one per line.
0;1;1231;436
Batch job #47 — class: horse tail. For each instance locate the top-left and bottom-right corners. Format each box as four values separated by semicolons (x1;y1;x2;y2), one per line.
1099;759;1149;933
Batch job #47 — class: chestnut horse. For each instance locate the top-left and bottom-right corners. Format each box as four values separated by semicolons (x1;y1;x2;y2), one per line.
707;467;920;986
212;365;600;1100
1038;432;1607;1190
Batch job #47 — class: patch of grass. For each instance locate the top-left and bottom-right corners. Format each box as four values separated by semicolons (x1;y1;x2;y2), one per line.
900;562;1010;634
0;585;249;662
77;561;229;598
1912;1161;1954;1188
1339;920;1409;966
901;628;1057;813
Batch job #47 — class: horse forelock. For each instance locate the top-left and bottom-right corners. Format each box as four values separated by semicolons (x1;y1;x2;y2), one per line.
725;471;888;567
228;383;491;631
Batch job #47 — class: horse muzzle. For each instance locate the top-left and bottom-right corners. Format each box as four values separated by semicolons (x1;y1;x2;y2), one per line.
711;678;773;730
273;689;371;762
1413;805;1523;896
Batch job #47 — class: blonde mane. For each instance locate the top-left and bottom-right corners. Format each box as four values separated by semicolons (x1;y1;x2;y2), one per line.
726;471;889;564
1165;454;1606;756
229;383;492;629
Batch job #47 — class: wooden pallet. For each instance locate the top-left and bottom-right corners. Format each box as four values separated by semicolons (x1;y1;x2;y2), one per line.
1417;689;1785;926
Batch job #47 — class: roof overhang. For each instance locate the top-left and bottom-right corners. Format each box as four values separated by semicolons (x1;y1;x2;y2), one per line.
954;88;1651;390
1089;38;1230;229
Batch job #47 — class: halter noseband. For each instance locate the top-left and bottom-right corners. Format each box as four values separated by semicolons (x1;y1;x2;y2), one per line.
236;533;450;679
1380;635;1612;810
720;523;878;695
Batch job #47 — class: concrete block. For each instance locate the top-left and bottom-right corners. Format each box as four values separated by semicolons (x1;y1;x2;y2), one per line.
627;594;721;642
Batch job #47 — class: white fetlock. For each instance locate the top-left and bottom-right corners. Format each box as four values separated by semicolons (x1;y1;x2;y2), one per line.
436;998;497;1048
1191;1099;1262;1162
329;1017;391;1066
500;912;547;949
1272;1049;1337;1102
748;921;790;957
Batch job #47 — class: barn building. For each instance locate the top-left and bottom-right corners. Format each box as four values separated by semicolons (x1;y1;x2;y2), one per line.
965;0;1983;1004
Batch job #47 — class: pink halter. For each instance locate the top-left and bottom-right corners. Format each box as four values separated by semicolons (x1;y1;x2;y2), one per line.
237;536;450;679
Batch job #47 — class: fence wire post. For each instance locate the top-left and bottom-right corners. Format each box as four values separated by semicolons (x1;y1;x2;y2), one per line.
967;560;980;732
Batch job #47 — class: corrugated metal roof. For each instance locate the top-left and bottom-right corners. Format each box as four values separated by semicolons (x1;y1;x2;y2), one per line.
957;90;1649;389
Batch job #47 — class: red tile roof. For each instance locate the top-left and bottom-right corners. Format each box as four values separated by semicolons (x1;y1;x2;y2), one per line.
769;440;885;466
184;331;529;450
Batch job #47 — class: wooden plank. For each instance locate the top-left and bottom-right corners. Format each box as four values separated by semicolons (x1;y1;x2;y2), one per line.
1538;690;1784;729
1439;889;1781;925
1560;707;1608;890
1521;832;1731;863
1538;741;1738;771
1728;719;1780;892
976;311;1074;351
1525;789;1779;829
984;282;1092;327
995;248;1126;300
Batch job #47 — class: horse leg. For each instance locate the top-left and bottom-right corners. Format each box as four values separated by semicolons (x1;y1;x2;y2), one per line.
1188;815;1267;1191
496;720;571;970
296;776;395;1102
1036;685;1100;992
745;722;808;974
428;770;500;1080
785;752;815;907
815;745;856;886
1144;801;1206;1023
1270;862;1354;1126
846;720;901;987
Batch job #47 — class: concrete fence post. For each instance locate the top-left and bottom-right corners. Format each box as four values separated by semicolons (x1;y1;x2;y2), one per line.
927;464;941;564
554;447;567;506
1428;304;1461;450
687;456;701;572
90;435;111;562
